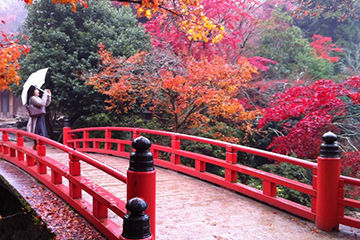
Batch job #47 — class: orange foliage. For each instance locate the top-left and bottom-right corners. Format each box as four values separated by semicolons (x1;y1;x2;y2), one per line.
0;31;30;91
87;44;261;132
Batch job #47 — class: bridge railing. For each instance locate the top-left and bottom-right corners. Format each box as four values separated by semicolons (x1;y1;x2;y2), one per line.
339;176;360;229
64;126;360;231
0;128;153;240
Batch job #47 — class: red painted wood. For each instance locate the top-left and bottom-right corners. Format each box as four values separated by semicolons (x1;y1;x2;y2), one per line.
339;216;360;229
3;126;360;233
0;128;128;240
316;156;341;231
127;170;156;238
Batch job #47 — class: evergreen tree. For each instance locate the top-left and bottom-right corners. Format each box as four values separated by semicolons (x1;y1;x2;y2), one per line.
257;9;334;81
18;0;150;127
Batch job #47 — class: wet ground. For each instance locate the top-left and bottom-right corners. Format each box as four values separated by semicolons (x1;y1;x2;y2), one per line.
1;144;360;240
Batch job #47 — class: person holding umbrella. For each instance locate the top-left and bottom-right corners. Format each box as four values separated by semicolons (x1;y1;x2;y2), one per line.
21;68;51;149
26;85;51;138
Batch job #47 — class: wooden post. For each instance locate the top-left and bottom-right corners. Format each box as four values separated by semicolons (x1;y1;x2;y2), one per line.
2;131;9;155
263;181;277;197
225;145;237;182
69;153;82;199
63;119;72;147
84;130;90;149
315;132;341;231
171;134;180;164
93;198;108;219
37;139;46;174
127;137;156;238
105;129;112;151
16;132;24;161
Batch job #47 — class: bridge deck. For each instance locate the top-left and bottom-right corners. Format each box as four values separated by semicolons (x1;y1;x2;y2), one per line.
1;145;359;240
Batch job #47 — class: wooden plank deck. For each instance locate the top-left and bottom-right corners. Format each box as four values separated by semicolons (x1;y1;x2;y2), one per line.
2;144;360;240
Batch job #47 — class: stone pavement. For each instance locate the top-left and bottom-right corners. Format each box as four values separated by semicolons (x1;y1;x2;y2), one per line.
1;145;360;240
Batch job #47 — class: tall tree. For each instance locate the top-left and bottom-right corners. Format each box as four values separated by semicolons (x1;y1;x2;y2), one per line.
86;45;260;135
19;0;150;125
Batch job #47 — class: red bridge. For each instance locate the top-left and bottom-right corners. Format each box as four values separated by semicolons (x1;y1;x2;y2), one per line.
0;126;360;239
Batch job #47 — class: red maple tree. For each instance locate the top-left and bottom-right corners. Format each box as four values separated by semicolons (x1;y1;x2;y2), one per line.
260;76;360;165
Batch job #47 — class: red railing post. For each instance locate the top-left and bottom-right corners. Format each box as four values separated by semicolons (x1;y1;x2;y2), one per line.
69;153;82;199
120;197;152;240
93;198;108;219
51;168;62;185
225;145;237;182
37;139;47;174
263;181;277;197
171;134;180;164
2;131;9;155
26;149;36;167
315;132;341;231
10;135;16;158
16;132;24;161
311;167;317;214
84;130;90;149
105;128;112;151
63;119;72;147
127;137;156;238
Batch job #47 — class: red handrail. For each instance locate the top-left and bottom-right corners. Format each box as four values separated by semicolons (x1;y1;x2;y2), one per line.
64;127;316;221
0;128;127;240
64;126;360;230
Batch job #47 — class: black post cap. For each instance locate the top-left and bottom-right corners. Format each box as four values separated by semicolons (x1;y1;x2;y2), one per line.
320;132;340;158
121;197;151;239
129;136;154;172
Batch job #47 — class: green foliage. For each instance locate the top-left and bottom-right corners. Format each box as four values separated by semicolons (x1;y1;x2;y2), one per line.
293;0;360;22
294;12;360;77
73;111;166;131
17;0;150;126
247;162;313;207
257;9;334;81
295;51;334;79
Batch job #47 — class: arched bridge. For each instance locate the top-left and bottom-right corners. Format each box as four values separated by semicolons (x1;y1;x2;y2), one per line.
0;127;360;239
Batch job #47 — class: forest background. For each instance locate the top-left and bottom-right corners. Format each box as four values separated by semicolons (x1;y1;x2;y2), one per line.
1;0;360;206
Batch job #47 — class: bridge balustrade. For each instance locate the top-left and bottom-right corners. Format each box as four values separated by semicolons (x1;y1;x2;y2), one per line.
0;128;153;240
64;126;360;231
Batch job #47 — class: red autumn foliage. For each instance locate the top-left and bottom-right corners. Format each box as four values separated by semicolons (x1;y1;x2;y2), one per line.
259;79;356;159
309;34;342;63
144;0;275;70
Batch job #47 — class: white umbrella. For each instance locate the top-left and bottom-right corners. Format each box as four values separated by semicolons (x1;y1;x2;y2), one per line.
21;68;48;105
